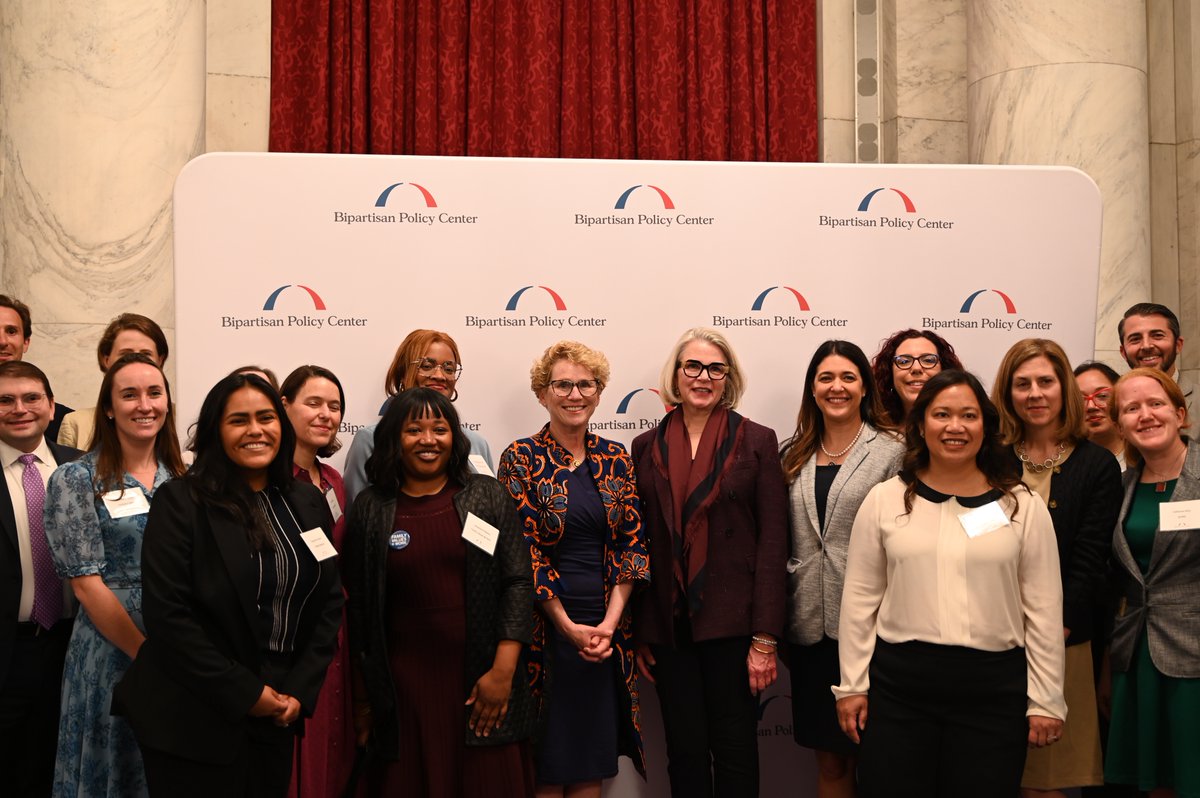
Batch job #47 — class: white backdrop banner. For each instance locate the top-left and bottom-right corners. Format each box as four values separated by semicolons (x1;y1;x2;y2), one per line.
174;154;1101;796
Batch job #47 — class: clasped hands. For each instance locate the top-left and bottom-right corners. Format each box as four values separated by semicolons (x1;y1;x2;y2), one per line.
562;620;616;662
250;685;302;727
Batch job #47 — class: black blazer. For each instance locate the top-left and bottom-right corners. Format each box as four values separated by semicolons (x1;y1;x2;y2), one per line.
0;441;82;685
113;478;344;764
1008;439;1122;645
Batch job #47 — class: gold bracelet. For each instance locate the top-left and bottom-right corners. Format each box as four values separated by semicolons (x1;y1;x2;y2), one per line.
750;635;777;647
751;644;776;655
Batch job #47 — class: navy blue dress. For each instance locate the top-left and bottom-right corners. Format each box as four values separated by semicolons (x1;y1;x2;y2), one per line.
536;467;619;784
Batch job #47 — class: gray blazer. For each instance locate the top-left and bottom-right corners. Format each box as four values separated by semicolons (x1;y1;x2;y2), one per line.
1110;439;1200;678
785;425;904;645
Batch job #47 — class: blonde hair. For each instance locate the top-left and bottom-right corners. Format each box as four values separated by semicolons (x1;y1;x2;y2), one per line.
991;338;1086;445
658;327;745;409
529;340;611;394
1110;367;1190;468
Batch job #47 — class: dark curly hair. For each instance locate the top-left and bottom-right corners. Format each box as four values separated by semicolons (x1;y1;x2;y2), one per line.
898;369;1021;514
872;329;963;426
365;388;471;496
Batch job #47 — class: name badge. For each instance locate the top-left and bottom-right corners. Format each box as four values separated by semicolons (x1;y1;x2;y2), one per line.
389;530;411;550
461;512;499;556
101;489;150;518
300;528;337;562
468;454;494;478
324;487;343;523
1159;498;1200;531
958;501;1009;539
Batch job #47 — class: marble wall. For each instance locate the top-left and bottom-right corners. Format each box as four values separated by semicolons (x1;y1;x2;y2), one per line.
1166;0;1200;382
0;1;205;409
206;0;271;153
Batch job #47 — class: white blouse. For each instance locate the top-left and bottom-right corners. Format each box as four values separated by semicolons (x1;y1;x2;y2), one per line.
833;476;1067;720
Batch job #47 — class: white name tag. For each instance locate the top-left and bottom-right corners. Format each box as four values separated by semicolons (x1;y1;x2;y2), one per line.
461;512;499;556
300;527;338;561
324;487;343;523
468;454;494;478
958;501;1009;539
1159;499;1200;531
101;489;150;518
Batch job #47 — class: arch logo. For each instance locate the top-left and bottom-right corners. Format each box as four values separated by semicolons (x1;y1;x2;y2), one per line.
331;181;479;227
711;287;849;330
590;387;671;433
817;186;955;232
920;289;1053;333
220;284;369;331
574;184;716;229
464;286;608;330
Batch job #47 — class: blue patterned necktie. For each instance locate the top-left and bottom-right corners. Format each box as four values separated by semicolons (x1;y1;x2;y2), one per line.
21;453;60;629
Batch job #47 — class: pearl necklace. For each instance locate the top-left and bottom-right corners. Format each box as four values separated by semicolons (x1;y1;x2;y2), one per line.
1017;441;1066;473
820;421;865;462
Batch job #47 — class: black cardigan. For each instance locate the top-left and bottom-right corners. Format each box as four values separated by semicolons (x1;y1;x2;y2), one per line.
344;474;536;755
1010;439;1122;645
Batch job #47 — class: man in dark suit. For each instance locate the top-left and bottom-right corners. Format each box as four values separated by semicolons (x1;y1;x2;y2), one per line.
0;296;74;443
0;361;83;797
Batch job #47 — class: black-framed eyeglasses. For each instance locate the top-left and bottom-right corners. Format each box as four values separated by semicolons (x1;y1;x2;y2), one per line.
1082;388;1111;408
411;358;463;379
893;354;940;370
548;379;601;397
678;360;729;380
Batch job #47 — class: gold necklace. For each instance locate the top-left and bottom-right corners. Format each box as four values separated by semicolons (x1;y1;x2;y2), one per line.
1017;441;1066;473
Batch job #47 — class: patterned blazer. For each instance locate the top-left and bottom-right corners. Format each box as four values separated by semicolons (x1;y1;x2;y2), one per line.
497;425;650;774
1110;439;1200;678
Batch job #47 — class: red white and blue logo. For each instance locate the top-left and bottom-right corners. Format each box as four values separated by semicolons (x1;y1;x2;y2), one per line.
505;285;568;312
959;289;1016;314
614;185;675;210
712;287;846;330
615;388;672;415
857;187;916;213
262;284;326;311
751;286;811;312
374;182;438;208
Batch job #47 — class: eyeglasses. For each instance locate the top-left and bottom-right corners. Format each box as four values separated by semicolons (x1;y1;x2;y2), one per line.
679;360;729;380
0;392;47;412
893;354;940;370
548;379;600;397
1081;388;1111;408
411;358;462;379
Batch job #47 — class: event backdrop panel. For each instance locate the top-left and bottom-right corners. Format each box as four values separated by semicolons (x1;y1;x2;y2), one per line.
174;154;1101;797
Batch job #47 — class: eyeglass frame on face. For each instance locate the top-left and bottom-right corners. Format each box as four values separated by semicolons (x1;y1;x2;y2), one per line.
893;353;941;370
410;358;463;379
547;379;601;397
1081;388;1111;408
0;391;47;412
678;360;730;380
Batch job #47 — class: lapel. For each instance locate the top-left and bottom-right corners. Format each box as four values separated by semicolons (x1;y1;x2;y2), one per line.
0;474;17;559
647;423;679;538
1111;466;1143;585
825;428;874;530
798;454;820;536
1146;441;1200;573
209;504;261;635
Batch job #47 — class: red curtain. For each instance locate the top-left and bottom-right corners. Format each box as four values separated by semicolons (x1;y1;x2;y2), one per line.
269;1;817;162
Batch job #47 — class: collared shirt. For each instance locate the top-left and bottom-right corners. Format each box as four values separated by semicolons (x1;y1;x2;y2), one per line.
0;437;69;622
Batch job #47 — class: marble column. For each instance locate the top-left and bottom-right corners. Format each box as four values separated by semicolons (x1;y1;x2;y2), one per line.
0;1;205;409
967;0;1150;368
1172;0;1200;382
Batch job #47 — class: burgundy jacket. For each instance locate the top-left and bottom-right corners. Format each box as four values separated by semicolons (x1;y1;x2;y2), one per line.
630;415;788;645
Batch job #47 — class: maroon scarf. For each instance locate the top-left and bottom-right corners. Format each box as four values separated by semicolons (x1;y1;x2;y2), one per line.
652;406;744;617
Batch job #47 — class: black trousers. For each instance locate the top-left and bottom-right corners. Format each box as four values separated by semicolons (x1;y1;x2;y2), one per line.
0;619;72;798
857;639;1029;798
651;628;759;798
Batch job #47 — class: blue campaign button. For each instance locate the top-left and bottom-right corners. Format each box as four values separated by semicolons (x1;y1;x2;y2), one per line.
388;530;411;550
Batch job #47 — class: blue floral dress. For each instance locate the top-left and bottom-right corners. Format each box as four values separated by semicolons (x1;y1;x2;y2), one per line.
44;453;171;798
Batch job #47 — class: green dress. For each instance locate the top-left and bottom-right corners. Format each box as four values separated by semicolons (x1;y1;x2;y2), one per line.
1105;480;1200;797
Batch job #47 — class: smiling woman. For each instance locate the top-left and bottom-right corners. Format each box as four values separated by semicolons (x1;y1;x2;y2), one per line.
43;353;186;798
835;369;1066;798
113;373;344;798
